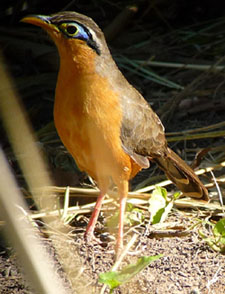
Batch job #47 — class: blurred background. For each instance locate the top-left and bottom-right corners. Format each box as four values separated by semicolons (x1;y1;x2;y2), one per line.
1;0;225;190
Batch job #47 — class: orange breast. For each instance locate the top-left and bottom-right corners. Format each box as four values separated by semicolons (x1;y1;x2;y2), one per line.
53;40;139;187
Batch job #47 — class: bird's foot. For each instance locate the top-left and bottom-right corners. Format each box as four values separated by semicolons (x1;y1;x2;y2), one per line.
85;231;102;245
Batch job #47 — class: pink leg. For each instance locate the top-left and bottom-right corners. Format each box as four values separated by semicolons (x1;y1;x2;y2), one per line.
85;191;105;240
116;180;129;255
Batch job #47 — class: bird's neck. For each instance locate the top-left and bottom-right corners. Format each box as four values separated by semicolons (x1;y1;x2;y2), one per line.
57;39;97;76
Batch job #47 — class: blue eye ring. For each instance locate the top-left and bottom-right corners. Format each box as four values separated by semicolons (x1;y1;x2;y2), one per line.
58;22;89;40
56;21;101;55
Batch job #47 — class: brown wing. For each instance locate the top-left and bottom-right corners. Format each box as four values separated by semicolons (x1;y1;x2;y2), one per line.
118;82;167;167
94;41;166;167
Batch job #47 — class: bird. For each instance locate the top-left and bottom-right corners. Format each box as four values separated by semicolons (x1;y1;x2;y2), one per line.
22;11;208;255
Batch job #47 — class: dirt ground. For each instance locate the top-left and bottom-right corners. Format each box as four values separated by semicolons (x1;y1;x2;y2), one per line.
0;211;225;294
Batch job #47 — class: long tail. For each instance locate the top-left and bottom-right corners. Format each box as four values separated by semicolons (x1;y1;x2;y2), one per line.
154;147;208;201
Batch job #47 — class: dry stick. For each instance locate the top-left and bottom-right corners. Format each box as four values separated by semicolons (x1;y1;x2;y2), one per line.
158;55;225;123
100;234;138;294
166;121;225;136
167;129;225;142
31;159;225;202
210;171;225;216
137;60;225;72
61;186;70;221
207;265;223;291
0;149;67;294
30;199;113;219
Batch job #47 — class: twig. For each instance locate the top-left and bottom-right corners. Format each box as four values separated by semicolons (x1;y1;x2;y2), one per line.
135;60;225;72
210;171;225;217
100;234;138;294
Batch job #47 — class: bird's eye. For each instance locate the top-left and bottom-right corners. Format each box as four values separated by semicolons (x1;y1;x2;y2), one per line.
58;22;90;41
66;24;78;36
59;23;79;37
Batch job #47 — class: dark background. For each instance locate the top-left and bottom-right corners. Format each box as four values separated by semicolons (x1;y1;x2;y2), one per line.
1;0;225;188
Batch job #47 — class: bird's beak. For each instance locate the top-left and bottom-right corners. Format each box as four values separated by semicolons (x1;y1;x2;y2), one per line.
21;15;58;32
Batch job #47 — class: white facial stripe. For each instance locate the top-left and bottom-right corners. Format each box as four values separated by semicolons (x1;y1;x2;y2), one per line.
88;27;100;48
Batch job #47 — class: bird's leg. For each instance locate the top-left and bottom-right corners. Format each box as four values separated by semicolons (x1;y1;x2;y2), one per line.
85;190;106;241
116;180;129;256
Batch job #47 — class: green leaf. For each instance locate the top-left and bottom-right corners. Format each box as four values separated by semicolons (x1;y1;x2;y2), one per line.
126;203;134;212
107;211;119;229
149;187;166;222
173;191;181;200
160;201;174;223
126;208;145;225
198;218;225;253
99;255;162;290
213;218;225;238
213;218;225;245
107;204;144;228
148;187;173;224
99;271;121;289
160;186;168;200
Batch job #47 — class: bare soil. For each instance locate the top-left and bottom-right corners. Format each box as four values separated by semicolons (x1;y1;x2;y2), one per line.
1;211;225;294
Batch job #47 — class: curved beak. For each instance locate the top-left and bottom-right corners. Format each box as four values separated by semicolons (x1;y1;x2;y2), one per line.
21;15;58;33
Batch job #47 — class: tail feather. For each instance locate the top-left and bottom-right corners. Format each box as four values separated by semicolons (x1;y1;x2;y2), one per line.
154;147;209;201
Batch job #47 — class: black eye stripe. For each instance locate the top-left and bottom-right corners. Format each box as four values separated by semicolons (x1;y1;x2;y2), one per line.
54;20;101;56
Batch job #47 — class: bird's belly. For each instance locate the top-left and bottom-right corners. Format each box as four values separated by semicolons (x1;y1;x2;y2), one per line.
54;108;133;184
54;113;93;173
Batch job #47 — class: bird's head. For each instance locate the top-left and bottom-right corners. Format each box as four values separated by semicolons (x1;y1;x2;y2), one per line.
21;12;110;72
